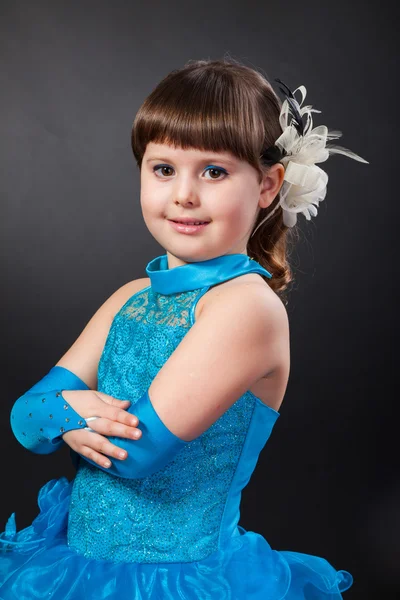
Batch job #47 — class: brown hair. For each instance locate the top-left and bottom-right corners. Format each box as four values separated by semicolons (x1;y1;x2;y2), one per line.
131;56;298;305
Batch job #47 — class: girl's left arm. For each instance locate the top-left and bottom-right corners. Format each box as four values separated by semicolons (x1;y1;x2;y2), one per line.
81;283;289;479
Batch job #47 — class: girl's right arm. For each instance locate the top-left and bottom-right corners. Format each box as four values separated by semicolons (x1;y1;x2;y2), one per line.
54;277;150;390
10;278;149;463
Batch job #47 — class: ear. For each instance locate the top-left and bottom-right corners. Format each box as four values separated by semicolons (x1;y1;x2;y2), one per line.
258;163;285;209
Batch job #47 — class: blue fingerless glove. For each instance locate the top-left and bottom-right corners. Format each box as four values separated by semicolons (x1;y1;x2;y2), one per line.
81;389;190;479
10;366;90;455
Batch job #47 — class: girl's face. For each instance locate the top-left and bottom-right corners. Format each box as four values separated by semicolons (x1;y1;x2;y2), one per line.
140;141;284;268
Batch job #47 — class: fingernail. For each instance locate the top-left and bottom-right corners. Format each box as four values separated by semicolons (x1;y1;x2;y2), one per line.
131;418;138;426
104;460;111;468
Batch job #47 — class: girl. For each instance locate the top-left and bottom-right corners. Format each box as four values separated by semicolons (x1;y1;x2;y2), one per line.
0;57;368;599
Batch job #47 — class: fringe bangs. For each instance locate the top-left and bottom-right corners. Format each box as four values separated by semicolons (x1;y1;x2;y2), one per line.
131;65;267;174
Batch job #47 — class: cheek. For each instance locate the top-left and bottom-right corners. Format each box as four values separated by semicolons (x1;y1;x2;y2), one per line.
215;178;258;217
216;195;255;228
140;186;165;217
140;172;159;209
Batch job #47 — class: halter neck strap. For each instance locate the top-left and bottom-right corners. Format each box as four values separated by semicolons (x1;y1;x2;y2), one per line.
145;253;272;295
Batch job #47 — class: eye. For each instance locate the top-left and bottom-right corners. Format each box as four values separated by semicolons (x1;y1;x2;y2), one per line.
204;166;228;180
152;164;228;180
153;165;174;177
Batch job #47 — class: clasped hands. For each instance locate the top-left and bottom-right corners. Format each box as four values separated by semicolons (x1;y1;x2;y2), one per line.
61;389;142;469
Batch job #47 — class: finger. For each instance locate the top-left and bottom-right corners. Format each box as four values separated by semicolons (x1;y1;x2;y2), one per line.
91;393;138;425
94;405;139;427
114;408;139;427
94;391;132;408
64;429;110;450
87;418;142;440
82;431;131;460
80;445;114;469
77;429;132;462
86;398;139;427
93;436;130;460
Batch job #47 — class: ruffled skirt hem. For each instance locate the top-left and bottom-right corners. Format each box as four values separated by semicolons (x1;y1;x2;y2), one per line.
0;477;353;599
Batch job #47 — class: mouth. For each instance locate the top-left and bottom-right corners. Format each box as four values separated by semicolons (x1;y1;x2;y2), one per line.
168;219;210;225
168;219;210;234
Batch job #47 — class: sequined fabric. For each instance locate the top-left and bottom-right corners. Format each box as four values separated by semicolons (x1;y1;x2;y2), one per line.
68;285;258;563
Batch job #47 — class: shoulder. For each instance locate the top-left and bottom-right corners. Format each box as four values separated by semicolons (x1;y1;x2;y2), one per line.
114;276;151;298
198;277;290;380
116;277;151;296
108;277;151;316
197;276;289;368
201;274;289;335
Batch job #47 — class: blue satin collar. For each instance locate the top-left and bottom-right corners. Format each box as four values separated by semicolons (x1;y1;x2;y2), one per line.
145;253;272;295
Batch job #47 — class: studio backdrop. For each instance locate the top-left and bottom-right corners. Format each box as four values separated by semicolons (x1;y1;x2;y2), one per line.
0;2;397;599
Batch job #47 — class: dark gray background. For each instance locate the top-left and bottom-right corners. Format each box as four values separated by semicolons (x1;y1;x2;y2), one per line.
0;1;397;599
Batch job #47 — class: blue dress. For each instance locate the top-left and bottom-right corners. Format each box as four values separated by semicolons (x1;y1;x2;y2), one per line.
0;253;353;599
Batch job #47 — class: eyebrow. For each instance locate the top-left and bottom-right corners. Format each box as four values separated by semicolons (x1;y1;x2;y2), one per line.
145;156;237;166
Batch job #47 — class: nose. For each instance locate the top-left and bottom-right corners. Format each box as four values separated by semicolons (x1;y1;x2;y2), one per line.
173;176;200;207
174;196;199;207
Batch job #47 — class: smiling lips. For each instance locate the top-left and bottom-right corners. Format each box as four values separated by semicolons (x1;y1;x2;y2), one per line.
168;220;210;234
169;218;210;224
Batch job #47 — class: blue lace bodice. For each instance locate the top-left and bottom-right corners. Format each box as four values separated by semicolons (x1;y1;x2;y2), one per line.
67;254;280;563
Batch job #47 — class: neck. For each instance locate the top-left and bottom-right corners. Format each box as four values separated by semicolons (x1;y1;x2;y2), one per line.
166;250;249;270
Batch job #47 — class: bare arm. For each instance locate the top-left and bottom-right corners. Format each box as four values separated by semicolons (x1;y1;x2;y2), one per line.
147;282;289;441
11;278;150;465
55;278;150;389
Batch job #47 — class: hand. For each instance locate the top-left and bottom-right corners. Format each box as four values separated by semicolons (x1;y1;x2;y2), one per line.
61;389;142;469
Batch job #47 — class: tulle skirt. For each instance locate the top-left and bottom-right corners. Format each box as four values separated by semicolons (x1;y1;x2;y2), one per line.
0;477;353;599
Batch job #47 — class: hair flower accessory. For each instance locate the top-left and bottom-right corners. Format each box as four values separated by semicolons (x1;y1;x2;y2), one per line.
251;79;369;234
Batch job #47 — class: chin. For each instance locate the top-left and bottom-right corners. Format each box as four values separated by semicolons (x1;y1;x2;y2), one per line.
166;248;210;265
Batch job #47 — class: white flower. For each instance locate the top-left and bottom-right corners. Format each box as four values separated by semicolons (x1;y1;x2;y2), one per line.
251;84;368;234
